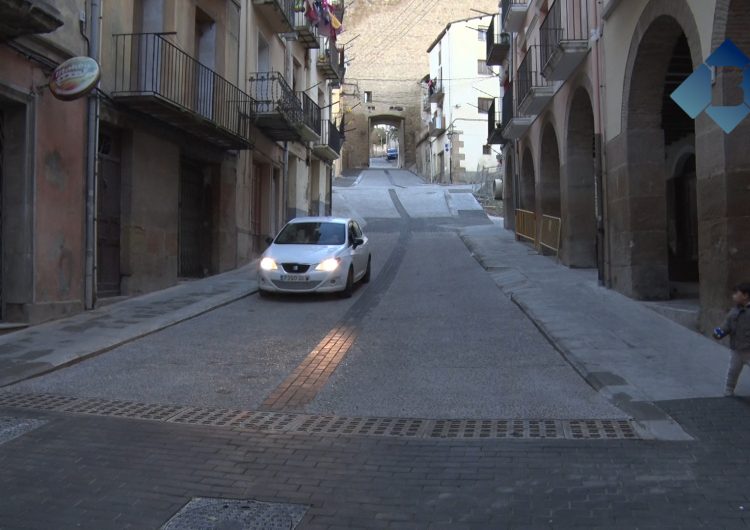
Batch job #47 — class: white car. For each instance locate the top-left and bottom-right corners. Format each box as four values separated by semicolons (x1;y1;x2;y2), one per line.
258;217;372;298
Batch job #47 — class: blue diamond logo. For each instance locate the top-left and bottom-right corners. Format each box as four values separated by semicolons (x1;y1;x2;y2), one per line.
671;64;712;118
672;39;750;134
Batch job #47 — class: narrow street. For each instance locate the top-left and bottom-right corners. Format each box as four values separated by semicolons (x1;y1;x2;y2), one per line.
1;169;750;528
6;169;619;420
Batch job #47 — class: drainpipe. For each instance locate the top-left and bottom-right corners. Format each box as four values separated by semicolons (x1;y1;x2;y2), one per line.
592;0;610;287
84;0;101;310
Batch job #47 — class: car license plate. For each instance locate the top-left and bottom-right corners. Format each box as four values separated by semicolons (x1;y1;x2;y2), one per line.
280;275;309;282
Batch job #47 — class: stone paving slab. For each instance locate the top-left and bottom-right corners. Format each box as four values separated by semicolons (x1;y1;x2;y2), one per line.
459;223;750;440
0;262;258;388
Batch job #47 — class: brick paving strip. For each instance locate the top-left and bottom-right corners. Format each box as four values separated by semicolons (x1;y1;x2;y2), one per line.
261;326;358;412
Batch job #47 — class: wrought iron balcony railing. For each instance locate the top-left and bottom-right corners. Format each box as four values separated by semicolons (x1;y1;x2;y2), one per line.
298;90;322;140
317;38;345;83
313;120;342;160
539;0;591;80
488;86;515;144
517;45;553;115
486;14;511;66
487;99;502;145
112;33;255;149
247;71;305;142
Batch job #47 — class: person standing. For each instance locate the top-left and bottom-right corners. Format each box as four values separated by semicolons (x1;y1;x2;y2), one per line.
714;283;750;396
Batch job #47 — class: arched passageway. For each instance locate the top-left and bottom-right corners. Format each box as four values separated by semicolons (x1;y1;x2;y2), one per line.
521;147;536;211
539;123;561;218
368;116;405;168
618;12;700;300
564;88;597;268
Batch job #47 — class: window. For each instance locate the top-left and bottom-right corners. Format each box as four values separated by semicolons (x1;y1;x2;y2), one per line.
364;91;372;103
477;97;493;114
478;27;487;41
478;60;493;76
483;145;492;155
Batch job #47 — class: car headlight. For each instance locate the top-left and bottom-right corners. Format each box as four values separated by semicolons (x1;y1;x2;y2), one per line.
260;257;278;271
315;258;340;272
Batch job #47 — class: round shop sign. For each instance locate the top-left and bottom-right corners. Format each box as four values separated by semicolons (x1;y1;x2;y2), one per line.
49;57;101;101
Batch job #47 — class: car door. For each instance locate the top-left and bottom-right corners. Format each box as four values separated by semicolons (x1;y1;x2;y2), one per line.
350;221;368;279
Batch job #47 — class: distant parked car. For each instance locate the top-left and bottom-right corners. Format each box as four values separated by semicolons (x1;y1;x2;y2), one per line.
258;217;371;298
386;147;398;160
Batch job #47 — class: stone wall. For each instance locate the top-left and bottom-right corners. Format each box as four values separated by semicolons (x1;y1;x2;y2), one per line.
340;0;497;171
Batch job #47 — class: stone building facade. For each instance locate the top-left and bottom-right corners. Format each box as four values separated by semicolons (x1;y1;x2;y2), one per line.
339;0;497;172
0;1;85;325
0;0;344;326
495;0;749;332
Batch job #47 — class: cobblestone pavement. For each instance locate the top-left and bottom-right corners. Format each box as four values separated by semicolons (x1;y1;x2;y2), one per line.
1;396;750;529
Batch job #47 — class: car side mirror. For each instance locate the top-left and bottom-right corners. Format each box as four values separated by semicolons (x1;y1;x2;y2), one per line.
353;237;364;248
265;236;274;245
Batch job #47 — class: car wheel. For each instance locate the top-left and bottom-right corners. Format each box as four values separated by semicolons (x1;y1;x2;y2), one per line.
362;256;372;283
339;267;354;298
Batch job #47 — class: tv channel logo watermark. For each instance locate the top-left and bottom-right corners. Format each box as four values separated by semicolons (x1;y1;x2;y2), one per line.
671;39;750;134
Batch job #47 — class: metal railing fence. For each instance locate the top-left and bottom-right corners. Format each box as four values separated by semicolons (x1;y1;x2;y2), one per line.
112;33;255;141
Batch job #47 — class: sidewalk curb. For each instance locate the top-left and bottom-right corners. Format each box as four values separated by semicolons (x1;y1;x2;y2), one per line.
459;231;694;442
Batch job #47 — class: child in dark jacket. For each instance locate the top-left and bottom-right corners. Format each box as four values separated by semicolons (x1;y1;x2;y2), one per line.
714;282;750;396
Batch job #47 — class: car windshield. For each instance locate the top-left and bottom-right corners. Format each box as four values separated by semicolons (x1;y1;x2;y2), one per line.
274;222;346;245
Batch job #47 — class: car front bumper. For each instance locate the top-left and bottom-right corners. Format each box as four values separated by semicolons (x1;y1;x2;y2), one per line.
258;267;349;293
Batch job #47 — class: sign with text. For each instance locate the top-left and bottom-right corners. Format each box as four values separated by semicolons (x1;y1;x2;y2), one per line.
49;57;100;101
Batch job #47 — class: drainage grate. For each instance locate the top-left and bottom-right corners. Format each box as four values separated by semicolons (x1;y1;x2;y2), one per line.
0;392;641;440
60;399;182;421
565;419;638;440
429;419;563;439
161;498;308;530
0;392;77;410
0;416;47;445
293;416;426;437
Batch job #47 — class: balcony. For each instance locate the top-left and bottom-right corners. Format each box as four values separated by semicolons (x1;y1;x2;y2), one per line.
112;33;255;150
248;72;304;142
313;120;341;161
317;38;345;84
293;10;319;49
0;0;63;40
517;45;554;116
422;95;431;112
499;83;532;139
253;0;294;34
539;0;591;81
430;115;446;137
487;99;503;145
297;91;321;142
501;0;531;33
486;15;511;66
428;78;444;104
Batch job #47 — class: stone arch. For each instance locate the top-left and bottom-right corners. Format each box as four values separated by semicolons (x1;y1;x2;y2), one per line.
563;87;597;268
521;146;536;211
368;114;406;168
539;121;561;218
613;2;702;301
621;2;703;133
